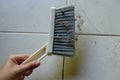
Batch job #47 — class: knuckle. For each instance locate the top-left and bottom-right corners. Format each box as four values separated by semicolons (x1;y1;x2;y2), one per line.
9;55;15;59
29;62;35;69
14;67;23;74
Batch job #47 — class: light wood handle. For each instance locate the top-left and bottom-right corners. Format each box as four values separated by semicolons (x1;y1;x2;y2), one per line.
21;43;47;65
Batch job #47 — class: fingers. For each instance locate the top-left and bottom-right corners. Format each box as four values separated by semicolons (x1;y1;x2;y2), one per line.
12;54;29;60
19;60;40;73
25;70;33;76
2;54;40;80
9;54;30;64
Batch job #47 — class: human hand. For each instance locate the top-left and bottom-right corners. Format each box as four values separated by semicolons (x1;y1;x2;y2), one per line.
0;54;40;80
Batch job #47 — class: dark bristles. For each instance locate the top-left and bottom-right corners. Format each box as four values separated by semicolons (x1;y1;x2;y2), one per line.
53;6;75;56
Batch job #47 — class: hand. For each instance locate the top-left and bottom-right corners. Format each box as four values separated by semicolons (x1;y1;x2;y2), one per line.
0;54;40;80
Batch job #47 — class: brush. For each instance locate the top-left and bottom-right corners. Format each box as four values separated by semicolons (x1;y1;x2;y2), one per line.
21;5;75;65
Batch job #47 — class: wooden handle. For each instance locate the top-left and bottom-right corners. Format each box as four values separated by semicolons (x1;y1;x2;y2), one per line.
21;43;47;65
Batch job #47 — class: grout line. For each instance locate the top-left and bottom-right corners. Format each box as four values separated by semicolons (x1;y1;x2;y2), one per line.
66;0;68;4
66;0;69;5
0;31;120;37
62;57;65;80
75;33;120;37
0;31;49;34
62;1;67;79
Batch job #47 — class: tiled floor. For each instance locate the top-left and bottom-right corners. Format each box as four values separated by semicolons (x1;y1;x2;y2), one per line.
0;0;66;80
64;0;120;80
0;0;120;80
64;35;120;80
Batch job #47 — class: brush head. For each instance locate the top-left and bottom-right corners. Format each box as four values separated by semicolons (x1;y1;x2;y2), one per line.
48;5;75;56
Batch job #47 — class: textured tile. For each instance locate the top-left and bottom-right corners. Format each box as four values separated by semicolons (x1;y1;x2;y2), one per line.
64;35;120;80
0;33;63;80
68;0;120;35
0;0;66;32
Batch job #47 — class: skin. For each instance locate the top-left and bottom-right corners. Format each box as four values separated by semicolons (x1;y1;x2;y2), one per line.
0;54;40;80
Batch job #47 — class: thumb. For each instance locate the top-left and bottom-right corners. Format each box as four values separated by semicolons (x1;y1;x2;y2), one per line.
19;61;40;72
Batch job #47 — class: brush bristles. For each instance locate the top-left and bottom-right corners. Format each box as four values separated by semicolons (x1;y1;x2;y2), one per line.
53;5;75;56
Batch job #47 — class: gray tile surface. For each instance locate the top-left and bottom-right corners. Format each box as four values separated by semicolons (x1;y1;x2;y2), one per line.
0;0;66;32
